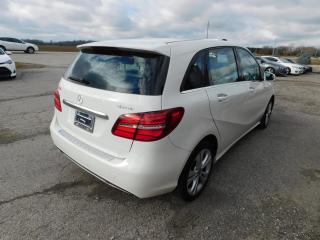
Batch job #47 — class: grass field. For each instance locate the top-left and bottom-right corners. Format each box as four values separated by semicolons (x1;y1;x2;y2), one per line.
311;57;320;65
39;45;78;52
15;62;47;69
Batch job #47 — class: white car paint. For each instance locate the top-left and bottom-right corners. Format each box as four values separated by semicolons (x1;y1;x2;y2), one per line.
262;56;304;75
50;39;275;198
0;49;16;78
0;37;39;53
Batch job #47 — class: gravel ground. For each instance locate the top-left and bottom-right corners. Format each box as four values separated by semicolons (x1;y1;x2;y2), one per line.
274;74;320;116
0;53;319;240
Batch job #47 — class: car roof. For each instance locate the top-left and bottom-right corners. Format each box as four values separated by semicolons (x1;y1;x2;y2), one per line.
262;56;279;58
78;38;238;56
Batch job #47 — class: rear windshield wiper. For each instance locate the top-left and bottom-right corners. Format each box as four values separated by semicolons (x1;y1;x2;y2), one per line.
68;76;90;85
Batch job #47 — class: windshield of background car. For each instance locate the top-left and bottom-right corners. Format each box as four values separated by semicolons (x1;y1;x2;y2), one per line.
280;58;292;63
64;47;169;95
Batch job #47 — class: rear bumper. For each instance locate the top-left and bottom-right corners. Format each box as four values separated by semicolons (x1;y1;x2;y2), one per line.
50;114;190;198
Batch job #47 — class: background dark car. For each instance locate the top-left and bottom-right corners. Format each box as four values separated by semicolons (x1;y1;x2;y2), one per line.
256;56;290;76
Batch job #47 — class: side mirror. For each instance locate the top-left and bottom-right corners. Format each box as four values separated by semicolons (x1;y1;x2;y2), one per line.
5;51;12;55
264;71;276;81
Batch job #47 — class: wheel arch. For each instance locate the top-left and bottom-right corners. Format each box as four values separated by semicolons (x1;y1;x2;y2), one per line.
177;133;218;200
177;133;219;180
266;66;275;71
199;134;218;157
26;46;35;52
270;95;275;109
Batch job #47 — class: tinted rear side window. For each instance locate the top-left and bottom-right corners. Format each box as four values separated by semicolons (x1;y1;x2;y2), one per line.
207;47;239;85
64;48;169;95
181;50;208;91
12;38;22;43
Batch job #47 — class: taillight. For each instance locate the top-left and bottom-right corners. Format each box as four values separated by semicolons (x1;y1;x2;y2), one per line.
54;89;62;112
112;107;184;142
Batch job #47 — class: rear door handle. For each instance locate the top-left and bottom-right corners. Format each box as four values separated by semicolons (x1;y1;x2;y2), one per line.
217;93;228;102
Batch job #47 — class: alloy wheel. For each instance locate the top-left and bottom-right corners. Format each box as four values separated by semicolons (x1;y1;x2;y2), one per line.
187;149;212;196
266;67;275;74
265;102;272;126
27;47;35;54
285;68;290;75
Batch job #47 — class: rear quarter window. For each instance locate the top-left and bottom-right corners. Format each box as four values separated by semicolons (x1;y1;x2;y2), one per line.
180;50;208;91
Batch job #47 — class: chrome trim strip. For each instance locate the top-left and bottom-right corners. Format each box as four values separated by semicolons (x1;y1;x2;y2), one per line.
63;99;109;120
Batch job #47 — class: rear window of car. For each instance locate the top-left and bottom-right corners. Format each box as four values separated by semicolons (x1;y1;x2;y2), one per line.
64;47;169;95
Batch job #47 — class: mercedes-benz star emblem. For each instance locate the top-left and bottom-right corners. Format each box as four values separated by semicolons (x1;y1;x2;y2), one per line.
77;95;83;105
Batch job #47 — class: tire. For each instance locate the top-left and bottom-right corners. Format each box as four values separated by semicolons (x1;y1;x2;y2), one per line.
265;67;275;74
26;47;35;54
0;46;6;51
285;67;290;75
178;141;215;201
259;100;273;129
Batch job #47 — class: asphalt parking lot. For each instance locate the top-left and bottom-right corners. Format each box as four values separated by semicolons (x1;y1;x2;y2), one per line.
1;52;319;240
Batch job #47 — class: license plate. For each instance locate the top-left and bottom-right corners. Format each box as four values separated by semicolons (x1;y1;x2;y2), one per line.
74;111;95;133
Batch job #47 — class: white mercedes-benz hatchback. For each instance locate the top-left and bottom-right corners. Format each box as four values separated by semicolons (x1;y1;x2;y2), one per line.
50;39;275;200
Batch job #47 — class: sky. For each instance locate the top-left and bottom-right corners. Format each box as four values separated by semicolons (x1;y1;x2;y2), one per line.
1;0;319;47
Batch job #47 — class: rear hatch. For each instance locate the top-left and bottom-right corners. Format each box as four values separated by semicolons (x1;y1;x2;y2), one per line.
56;47;170;157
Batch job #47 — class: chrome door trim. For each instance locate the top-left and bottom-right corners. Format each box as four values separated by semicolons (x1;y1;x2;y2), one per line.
62;99;109;120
